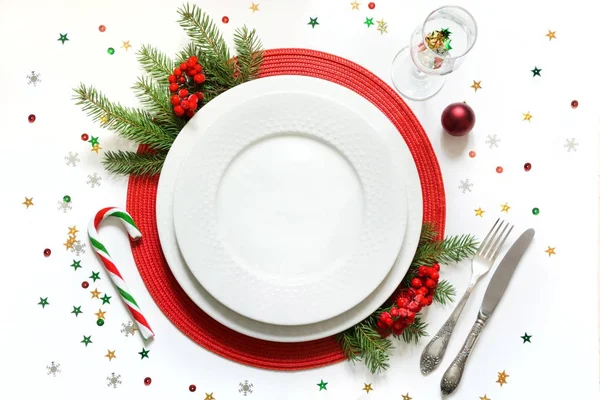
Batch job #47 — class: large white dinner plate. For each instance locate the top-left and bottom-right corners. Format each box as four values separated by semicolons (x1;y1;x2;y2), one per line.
157;76;423;341
172;91;407;326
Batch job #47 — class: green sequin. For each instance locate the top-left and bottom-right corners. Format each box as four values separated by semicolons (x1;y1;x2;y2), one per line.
532;207;540;215
63;195;71;203
107;47;115;55
97;318;105;326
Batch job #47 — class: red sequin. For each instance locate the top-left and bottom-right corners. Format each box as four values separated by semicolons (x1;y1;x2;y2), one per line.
222;16;229;24
468;150;476;158
144;377;152;386
43;248;51;257
496;166;503;173
571;100;578;109
524;162;531;171
28;114;36;123
189;384;196;392
81;133;89;141
81;281;89;289
99;25;106;32
368;2;376;9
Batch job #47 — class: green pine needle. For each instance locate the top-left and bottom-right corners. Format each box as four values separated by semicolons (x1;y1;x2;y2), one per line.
412;233;479;267
136;44;176;86
398;316;428;344
131;77;185;135
102;150;167;176
233;26;264;82
339;322;393;374
433;279;456;305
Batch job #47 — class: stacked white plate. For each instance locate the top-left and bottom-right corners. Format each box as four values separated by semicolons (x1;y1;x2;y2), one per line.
156;76;423;342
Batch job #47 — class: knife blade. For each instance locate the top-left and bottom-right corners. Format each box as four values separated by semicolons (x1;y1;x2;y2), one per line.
440;228;535;396
479;228;535;318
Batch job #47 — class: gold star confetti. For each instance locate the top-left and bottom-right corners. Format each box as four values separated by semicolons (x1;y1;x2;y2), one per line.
363;383;373;393
100;115;109;124
90;288;102;299
496;370;509;386
376;18;386;28
63;239;74;250
522;112;533;121
545;30;556;40
545;246;556;256
500;203;510;213
105;349;116;361
22;197;34;208
474;207;485;217
204;394;215;400
377;23;388;34
480;396;491;400
249;2;259;12
402;394;413;400
350;1;360;10
121;40;131;51
91;144;102;154
95;309;107;319
68;226;79;236
470;80;482;92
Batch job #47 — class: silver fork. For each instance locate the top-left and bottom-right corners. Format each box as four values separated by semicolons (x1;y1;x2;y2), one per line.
420;218;513;374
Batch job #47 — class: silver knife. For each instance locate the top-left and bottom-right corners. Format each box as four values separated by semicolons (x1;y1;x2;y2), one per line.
440;228;535;396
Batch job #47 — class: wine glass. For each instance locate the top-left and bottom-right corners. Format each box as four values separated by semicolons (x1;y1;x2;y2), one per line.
391;6;477;101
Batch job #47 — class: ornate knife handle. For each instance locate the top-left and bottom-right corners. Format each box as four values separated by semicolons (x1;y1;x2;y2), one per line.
440;313;488;396
420;286;473;374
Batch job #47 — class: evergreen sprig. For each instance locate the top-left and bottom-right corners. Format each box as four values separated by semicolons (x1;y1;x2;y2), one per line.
137;44;176;86
339;321;393;374
233;26;264;81
433;279;456;305
412;232;479;267
132;77;185;135
103;150;167;176
399;317;428;344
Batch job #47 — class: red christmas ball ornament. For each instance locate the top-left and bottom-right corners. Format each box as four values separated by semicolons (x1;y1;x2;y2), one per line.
441;102;476;136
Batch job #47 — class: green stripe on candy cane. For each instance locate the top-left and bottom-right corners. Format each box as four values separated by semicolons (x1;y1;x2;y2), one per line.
89;236;111;257
118;286;140;308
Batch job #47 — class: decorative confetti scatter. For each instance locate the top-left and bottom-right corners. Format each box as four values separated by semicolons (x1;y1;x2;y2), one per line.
531;66;542;77
95;309;107;320
545;246;556;256
121;321;138;337
368;2;375;9
204;393;215;400
222;16;229;23
38;297;49;308
564;137;578;152
545;30;556;40
470;80;482;91
43;248;51;257
90;288;101;299
88;136;99;146
308;17;319;28
521;332;532;343
99;25;106;32
532;207;540;215
138;347;150;359
81;335;92;346
480;396;491;400
402;394;413;400
363;383;373;393
524;162;531;171
91;143;102;153
107;47;115;55
70;260;82;271
474;207;485;217
239;380;253;396
81;281;89;288
496;370;509;386
96;318;105;326
496;166;503;174
364;17;374;28
522;112;533;121
81;133;89;141
144;377;152;386
70;240;86;256
317;379;328;391
500;203;510;213
57;199;73;213
249;2;259;13
63;195;71;202
571;100;578;109
469;150;476;158
350;1;360;10
105;349;117;361
28;114;36;123
89;271;101;282
101;294;112;304
46;362;61;377
71;306;82;317
189;384;197;392
107;373;122;388
376;18;388;34
87;173;102;187
458;178;473;193
57;33;69;44
121;40;131;51
23;197;34;208
26;71;41;86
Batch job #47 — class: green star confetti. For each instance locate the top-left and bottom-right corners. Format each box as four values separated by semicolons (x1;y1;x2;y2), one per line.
317;379;328;391
100;294;112;305
81;335;92;346
138;347;150;359
70;260;82;271
71;306;82;317
531;66;542;77
364;17;374;28
308;17;319;28
88;136;99;146
57;33;69;44
521;332;532;343
38;297;49;308
89;271;101;282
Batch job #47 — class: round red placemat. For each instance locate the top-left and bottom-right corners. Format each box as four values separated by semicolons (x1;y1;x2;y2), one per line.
126;48;446;370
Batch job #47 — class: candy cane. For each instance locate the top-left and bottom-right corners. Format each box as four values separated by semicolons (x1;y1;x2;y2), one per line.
88;207;154;339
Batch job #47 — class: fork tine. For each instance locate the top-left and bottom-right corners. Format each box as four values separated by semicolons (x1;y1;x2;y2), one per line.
476;218;500;256
489;224;514;263
480;220;504;258
482;222;508;259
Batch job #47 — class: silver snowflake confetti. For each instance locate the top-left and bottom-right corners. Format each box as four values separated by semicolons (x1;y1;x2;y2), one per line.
27;71;42;86
64;152;80;167
57;200;72;213
458;179;473;193
107;373;122;388
87;173;102;188
564;137;579;152
70;240;86;256
120;321;137;337
485;134;500;149
239;380;254;396
46;361;61;377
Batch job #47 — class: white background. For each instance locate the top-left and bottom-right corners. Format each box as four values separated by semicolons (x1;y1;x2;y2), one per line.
0;0;598;399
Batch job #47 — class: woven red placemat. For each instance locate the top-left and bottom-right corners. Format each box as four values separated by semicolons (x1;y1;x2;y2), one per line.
126;48;446;370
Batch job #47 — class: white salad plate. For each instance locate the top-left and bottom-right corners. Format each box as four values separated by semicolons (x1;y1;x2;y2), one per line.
157;76;423;341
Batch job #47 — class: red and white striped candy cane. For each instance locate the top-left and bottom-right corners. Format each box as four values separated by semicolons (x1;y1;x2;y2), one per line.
88;207;154;339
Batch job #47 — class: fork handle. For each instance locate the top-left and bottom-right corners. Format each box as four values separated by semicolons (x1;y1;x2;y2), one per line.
420;284;474;374
440;313;488;395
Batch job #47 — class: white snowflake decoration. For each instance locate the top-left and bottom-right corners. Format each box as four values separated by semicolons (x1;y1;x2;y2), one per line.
46;361;61;377
57;200;72;213
458;179;473;193
239;380;254;396
485;134;500;149
107;373;122;388
87;173;102;188
27;71;42;86
564;137;579;152
120;321;137;337
70;240;86;256
64;152;80;167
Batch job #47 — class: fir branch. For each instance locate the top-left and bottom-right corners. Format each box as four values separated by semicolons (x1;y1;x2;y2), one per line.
131;77;185;135
433;279;456;305
102;150;167;176
177;3;236;86
339;322;393;374
412;233;479;267
419;222;439;245
398;317;428;345
137;44;176;86
73;83;175;151
233;26;264;81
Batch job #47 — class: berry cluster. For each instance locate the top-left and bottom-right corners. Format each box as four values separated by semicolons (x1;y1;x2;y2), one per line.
168;56;206;118
377;263;440;337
